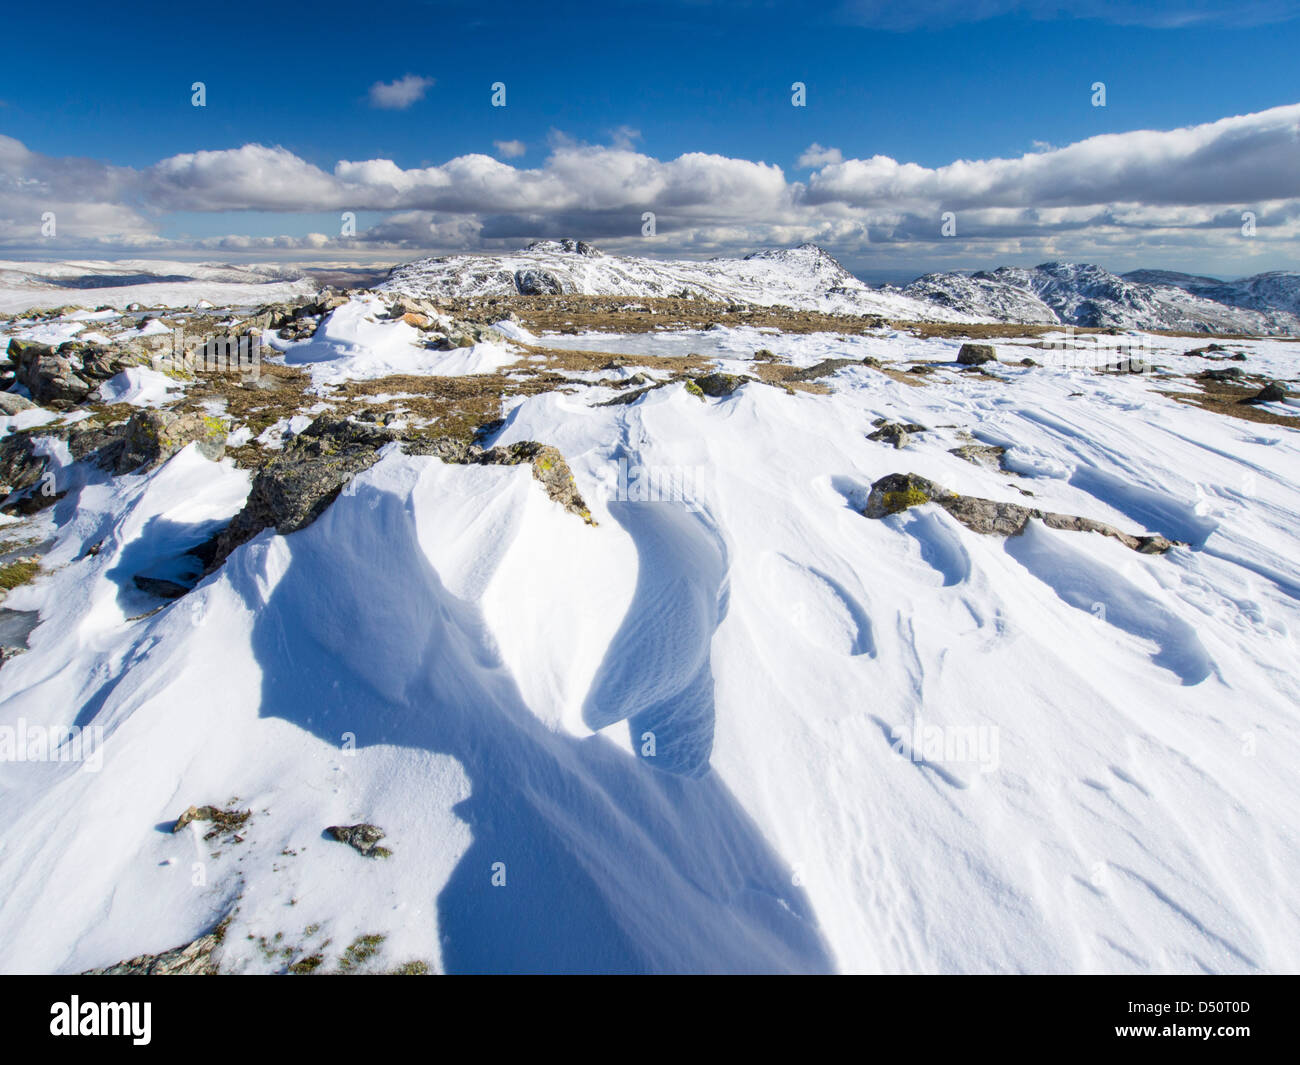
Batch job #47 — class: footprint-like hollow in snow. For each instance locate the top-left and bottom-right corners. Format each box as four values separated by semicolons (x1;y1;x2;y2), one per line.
1005;522;1215;686
758;552;875;657
582;501;729;777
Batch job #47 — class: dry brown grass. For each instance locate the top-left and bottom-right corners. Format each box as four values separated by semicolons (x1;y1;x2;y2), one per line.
1159;379;1300;429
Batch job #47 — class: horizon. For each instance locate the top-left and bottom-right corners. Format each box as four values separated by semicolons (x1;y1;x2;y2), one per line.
0;238;1286;291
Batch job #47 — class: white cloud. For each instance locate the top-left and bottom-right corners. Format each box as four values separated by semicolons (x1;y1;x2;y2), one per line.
368;75;435;110
494;140;527;159
2;105;1299;275
797;143;843;168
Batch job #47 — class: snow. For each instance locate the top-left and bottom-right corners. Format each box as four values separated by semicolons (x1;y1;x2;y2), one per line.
382;241;971;322
1;275;1299;974
280;296;520;387
96;367;185;408
0;259;316;314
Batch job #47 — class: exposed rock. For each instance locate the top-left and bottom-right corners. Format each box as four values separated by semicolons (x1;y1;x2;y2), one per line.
476;440;594;524
0;391;37;415
514;268;565;296
863;472;1178;554
1200;367;1245;382
1245;381;1288;404
787;358;861;382
0;434;48;496
597;383;661;406
867;420;925;449
133;575;190;599
113;409;227;474
209;416;391;567
692;372;747;397
949;443;1008;470
82;918;229;975
173;804;251;837
956;343;997;366
326;823;391;859
8;339;92;407
210;416;594;570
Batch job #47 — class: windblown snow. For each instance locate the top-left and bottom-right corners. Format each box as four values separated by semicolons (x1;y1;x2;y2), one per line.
1;249;1299;975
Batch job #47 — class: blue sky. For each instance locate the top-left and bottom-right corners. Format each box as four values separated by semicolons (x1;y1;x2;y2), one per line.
2;0;1299;279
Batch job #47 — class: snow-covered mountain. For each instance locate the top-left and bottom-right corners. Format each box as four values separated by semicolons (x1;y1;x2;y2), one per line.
904;262;1300;335
381;240;969;321
384;243;1300;335
1124;268;1300;321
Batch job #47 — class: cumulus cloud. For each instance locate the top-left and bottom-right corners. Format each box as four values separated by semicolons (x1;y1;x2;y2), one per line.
2;104;1299;274
797;143;843;168
494;140;527;159
368;74;435;110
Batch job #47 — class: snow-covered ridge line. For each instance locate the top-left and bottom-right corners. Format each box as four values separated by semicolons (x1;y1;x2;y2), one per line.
380;241;973;323
383;241;1300;335
903;262;1300;335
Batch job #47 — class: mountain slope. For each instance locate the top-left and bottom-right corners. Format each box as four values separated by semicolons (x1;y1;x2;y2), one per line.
905;262;1300;335
381;240;970;321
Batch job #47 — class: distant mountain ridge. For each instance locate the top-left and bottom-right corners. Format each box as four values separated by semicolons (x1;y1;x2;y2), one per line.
900;262;1300;335
382;241;1300;335
380;240;969;321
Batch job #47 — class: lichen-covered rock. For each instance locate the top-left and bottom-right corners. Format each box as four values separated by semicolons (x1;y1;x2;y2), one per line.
863;471;1179;554
692;372;746;397
209;416;389;567
8;339;93;407
0;433;47;496
82;918;229;975
477;440;594;524
326;823;391;859
114;409;227;474
956;343;997;366
210;417;594;570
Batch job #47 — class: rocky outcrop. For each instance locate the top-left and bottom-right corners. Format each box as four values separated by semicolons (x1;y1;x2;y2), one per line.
8;339;92;407
949;443;1009;470
956;343;997;366
0;434;48;497
113;410;227;474
867;419;925;449
0;392;36;415
692;372;747;397
209;417;392;567
326;823;391;859
82;918;229;975
863;472;1178;554
1246;381;1288;404
210;416;593;570
514;268;565;296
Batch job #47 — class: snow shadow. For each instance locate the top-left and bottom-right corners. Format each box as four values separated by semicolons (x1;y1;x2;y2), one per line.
582;500;729;778
240;481;831;974
1005;522;1215;686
